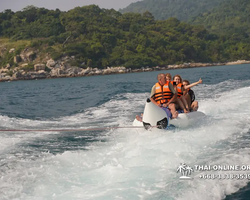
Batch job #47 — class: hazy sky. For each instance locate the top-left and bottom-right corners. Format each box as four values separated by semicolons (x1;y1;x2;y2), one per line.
0;0;140;12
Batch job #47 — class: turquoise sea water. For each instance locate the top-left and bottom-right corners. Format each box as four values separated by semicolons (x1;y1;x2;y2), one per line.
0;64;250;200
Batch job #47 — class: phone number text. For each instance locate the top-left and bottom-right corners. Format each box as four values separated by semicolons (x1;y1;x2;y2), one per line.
199;174;250;180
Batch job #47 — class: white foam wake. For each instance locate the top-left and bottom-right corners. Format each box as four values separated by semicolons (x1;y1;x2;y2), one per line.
1;85;250;200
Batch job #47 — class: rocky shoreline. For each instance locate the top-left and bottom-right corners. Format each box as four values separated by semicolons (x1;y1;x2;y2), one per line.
1;47;250;82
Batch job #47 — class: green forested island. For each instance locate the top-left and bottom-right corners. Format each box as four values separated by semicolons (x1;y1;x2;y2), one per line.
120;0;250;40
119;0;221;21
0;4;249;80
190;0;250;38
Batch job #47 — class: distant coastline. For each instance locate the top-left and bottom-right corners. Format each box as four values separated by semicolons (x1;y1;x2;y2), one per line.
0;59;249;82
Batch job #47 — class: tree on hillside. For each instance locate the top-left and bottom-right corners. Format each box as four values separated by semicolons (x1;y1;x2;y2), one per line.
119;0;221;21
1;4;250;69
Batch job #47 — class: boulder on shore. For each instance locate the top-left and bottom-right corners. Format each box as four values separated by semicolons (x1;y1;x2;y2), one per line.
46;59;56;69
34;64;46;71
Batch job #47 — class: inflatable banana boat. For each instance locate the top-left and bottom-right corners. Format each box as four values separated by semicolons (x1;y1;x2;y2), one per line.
133;99;206;130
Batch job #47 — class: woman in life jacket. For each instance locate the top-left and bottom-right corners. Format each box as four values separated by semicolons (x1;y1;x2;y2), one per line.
173;75;190;113
182;78;202;111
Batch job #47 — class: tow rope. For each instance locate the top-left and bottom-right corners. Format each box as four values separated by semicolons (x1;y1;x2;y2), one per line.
0;126;147;132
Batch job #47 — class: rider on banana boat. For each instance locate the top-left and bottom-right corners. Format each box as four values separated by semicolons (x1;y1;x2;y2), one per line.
182;78;202;111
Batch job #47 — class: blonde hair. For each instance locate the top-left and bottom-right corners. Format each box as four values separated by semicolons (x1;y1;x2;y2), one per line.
165;73;172;80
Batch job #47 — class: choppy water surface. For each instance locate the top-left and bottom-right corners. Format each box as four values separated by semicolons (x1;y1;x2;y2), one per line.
0;64;250;200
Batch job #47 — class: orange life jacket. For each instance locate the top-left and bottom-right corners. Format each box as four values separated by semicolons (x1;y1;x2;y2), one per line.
176;83;183;98
153;82;173;104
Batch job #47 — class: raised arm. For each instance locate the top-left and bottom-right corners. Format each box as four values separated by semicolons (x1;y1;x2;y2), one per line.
184;78;202;90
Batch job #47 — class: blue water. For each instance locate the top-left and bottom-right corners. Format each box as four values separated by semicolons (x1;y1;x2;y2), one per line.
0;64;250;199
